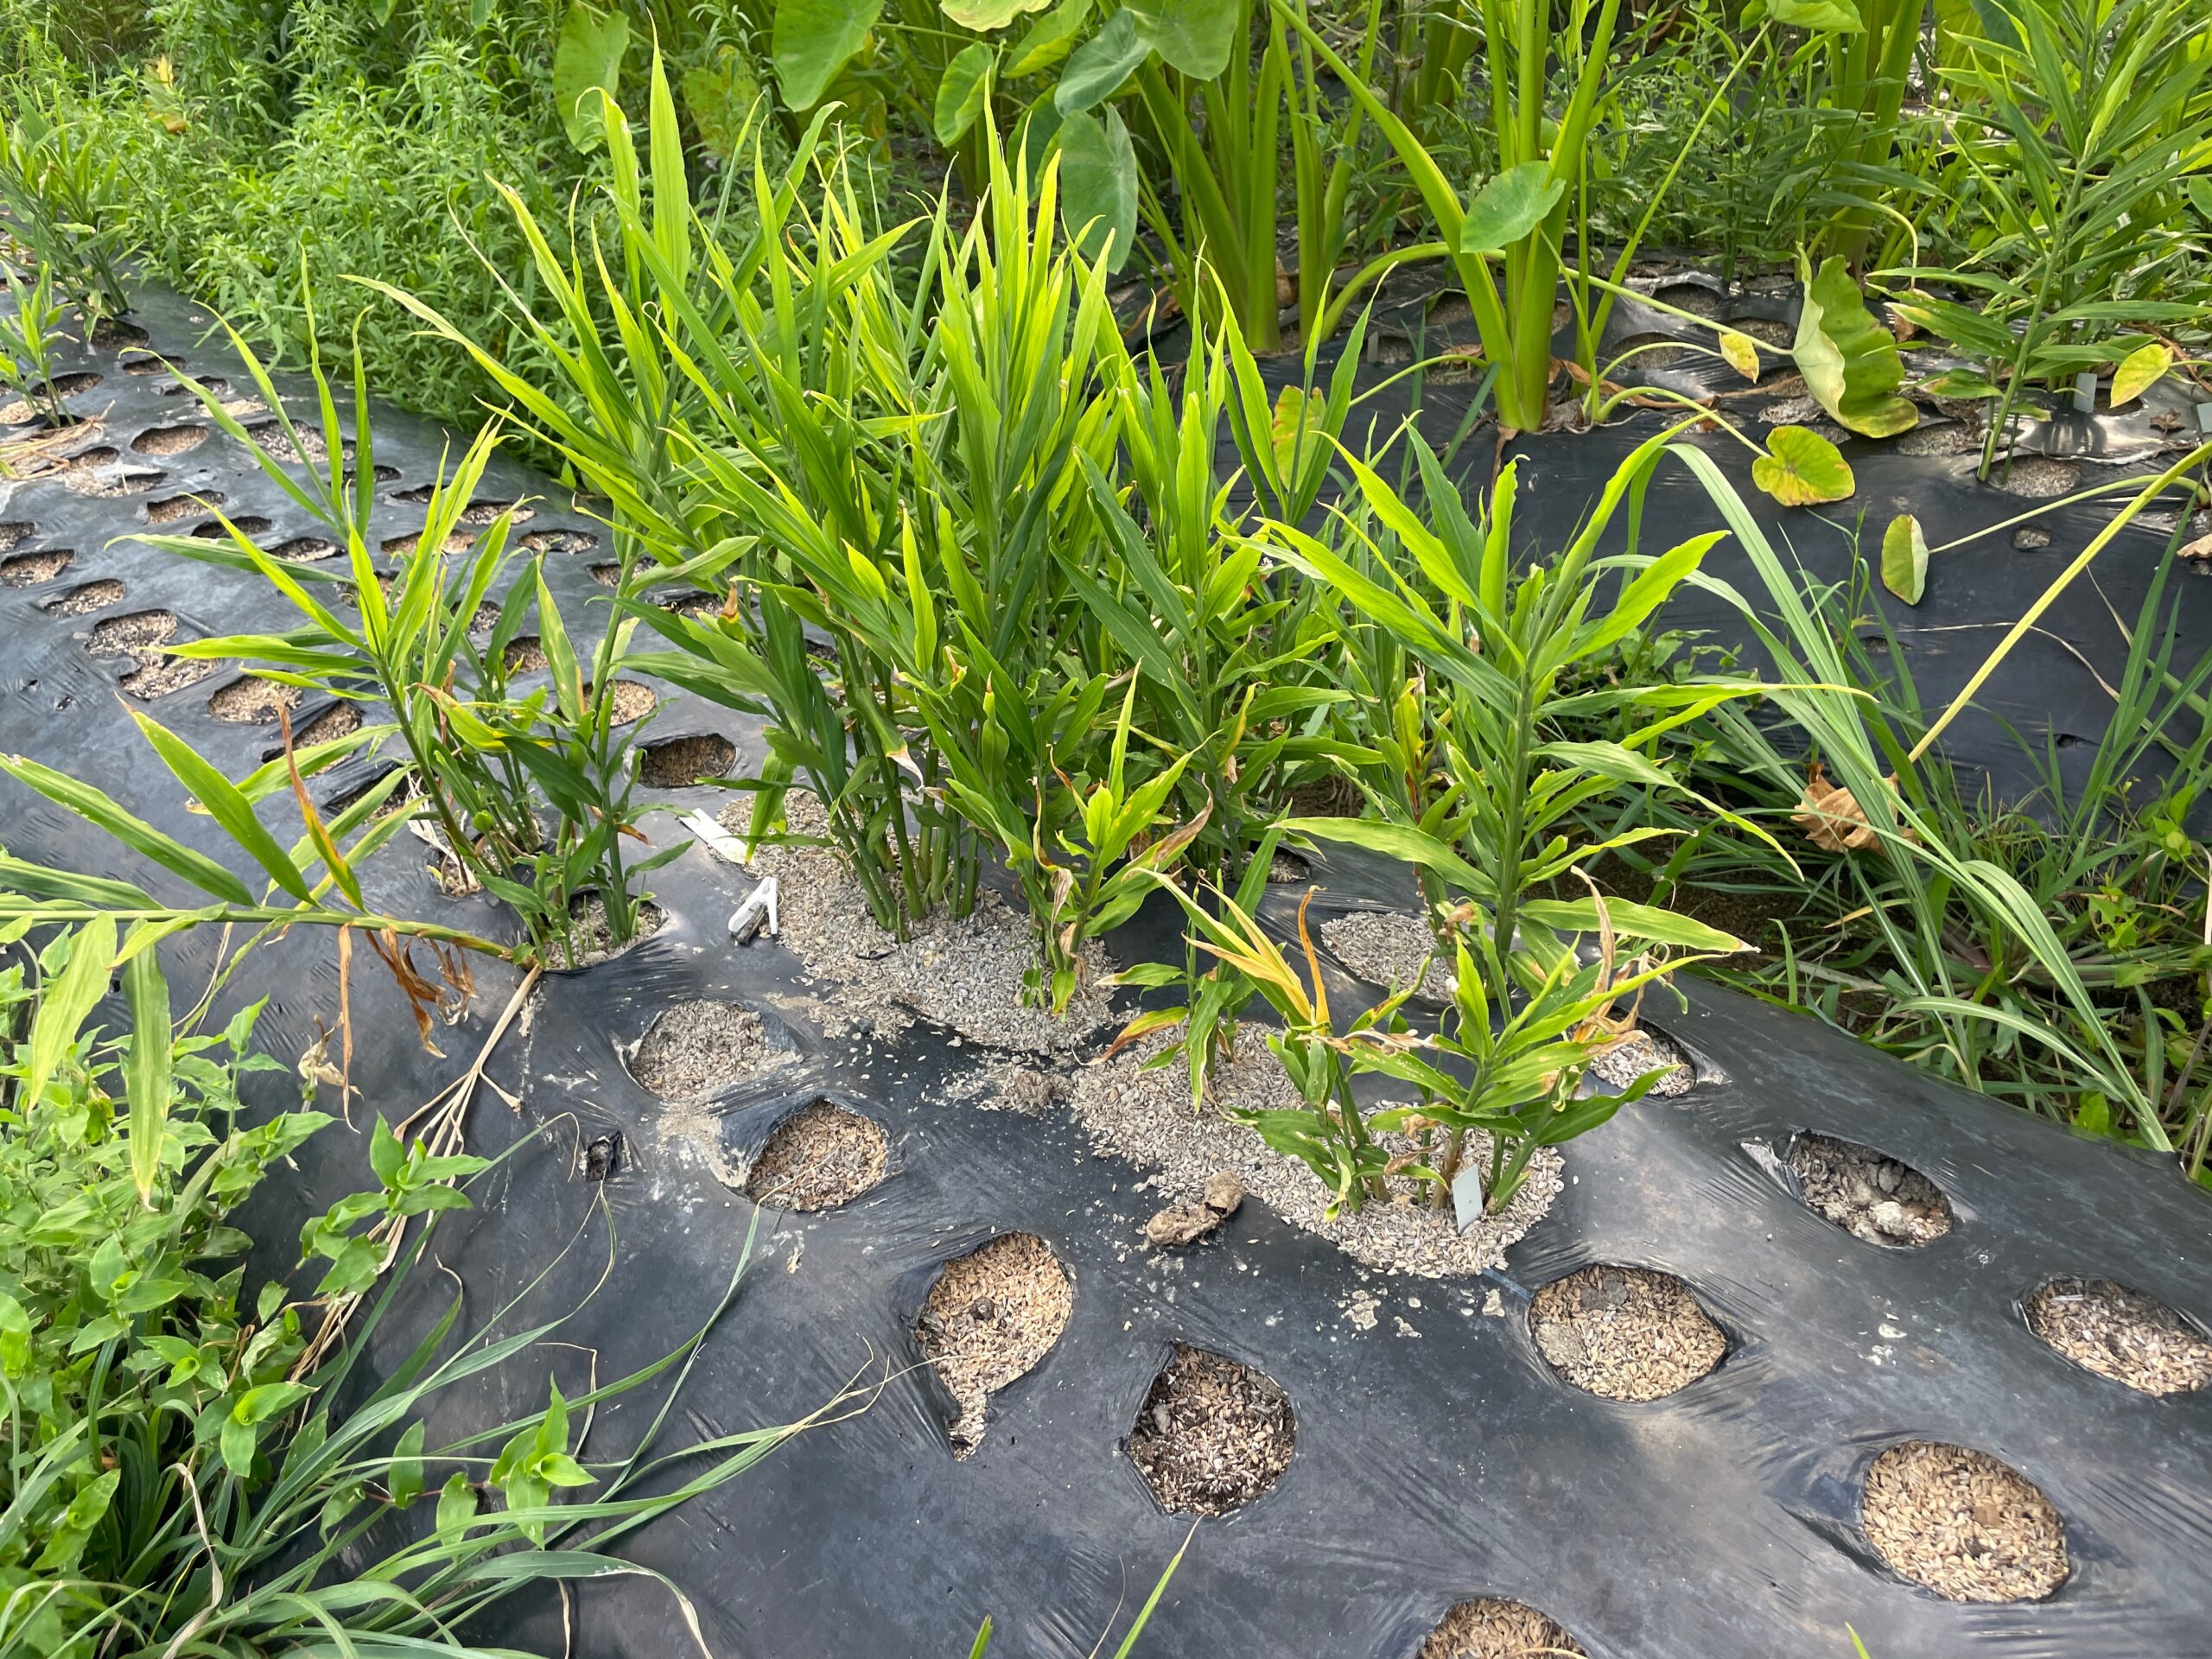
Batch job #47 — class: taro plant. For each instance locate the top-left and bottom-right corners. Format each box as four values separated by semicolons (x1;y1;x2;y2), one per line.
144;315;677;967
1262;430;1759;1210
0;920;833;1659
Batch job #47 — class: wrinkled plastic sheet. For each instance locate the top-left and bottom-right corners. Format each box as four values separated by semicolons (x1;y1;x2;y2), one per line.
2;286;2210;1657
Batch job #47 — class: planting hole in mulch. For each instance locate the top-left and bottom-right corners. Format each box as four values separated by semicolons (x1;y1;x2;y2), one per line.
1267;848;1312;883
552;893;668;969
2024;1276;2212;1397
917;1232;1073;1454
1586;1029;1694;1097
1653;282;1722;318
1891;422;1982;457
1611;331;1694;369
1991;456;2080;499
124;654;218;700
599;679;658;725
1322;909;1453;998
2013;524;2052;549
269;537;338;563
60;448;165;498
92;319;149;350
158;373;226;397
588;562;620;586
1419;1599;1586;1659
294;702;363;747
1787;1132;1954;1247
130;424;209;457
144;492;219;524
743;1100;888;1212
1861;1440;2069;1603
1128;1344;1295;1516
119;352;179;374
49;579;122;616
503;636;547;675
521;529;598;556
192;515;271;538
639;734;736;789
381;529;474;558
458;497;533;526
87;609;177;657
0;522;31;554
2;548;71;586
246;423;351;467
630;1000;782;1103
209;676;301;723
1529;1264;1727;1401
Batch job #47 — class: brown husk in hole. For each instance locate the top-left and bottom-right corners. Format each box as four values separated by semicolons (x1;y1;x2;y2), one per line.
1861;1440;2069;1603
743;1100;887;1211
1529;1264;1727;1402
1419;1599;1586;1659
2024;1275;2212;1396
916;1233;1072;1454
1127;1344;1294;1516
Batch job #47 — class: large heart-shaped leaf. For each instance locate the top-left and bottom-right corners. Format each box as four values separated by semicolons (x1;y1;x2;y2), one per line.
943;0;1051;25
552;0;630;150
1056;10;1147;111
1056;105;1136;269
1009;0;1092;74
1123;0;1237;78
1881;512;1928;603
773;0;885;110
934;41;995;143
2110;339;2171;409
1793;256;1917;437
1751;424;1856;505
1459;162;1565;256
681;48;760;160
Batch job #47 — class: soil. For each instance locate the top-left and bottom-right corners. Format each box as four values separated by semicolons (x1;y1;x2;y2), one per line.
553;893;669;969
521;529;598;556
503;636;547;675
91;319;149;350
630;999;783;1103
1586;1030;1693;1097
1419;1599;1586;1659
599;679;658;725
144;492;218;524
588;563;620;586
86;609;177;656
1611;331;1693;369
268;537;338;563
1788;1132;1954;1247
1861;1441;2069;1603
2;549;72;586
743;1099;888;1211
0;522;29;553
1321;909;1454;998
124;655;218;701
728;794;1117;1054
917;1232;1074;1454
1990;456;2080;499
1529;1264;1727;1402
1127;1344;1295;1517
639;733;735;788
458;497;533;527
2023;1276;2212;1397
1072;1032;1562;1280
296;703;363;745
1891;422;1982;457
119;352;180;375
245;422;348;467
2012;524;2052;550
208;675;301;723
1757;395;1823;425
130;423;208;457
381;529;475;558
48;579;121;617
193;515;271;538
1267;849;1313;884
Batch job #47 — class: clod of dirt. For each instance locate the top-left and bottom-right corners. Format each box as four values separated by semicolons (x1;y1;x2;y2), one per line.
124;655;218;700
1322;909;1453;998
1143;1170;1245;1247
130;424;209;457
2024;1276;2212;1397
87;609;178;657
1990;456;2081;499
1128;1344;1295;1516
631;999;783;1103
268;537;338;563
2012;524;2052;550
918;1233;1073;1454
209;676;301;723
744;1099;888;1211
48;579;121;616
1862;1441;2069;1603
1529;1264;1727;1402
1787;1131;1954;1247
521;529;598;556
1;548;71;586
1419;1599;1586;1659
144;492;219;524
192;515;271;538
296;702;362;746
1586;1029;1693;1097
598;679;658;725
639;733;736;789
550;893;668;969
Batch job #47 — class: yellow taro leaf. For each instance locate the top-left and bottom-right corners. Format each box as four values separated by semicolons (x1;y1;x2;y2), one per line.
1751;425;1854;506
1880;512;1928;605
1270;385;1320;483
2109;339;2172;410
1718;329;1762;383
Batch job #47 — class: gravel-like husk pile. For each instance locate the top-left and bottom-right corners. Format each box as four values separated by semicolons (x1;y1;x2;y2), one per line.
124;655;218;700
639;733;736;789
0;548;70;585
1789;1132;1954;1246
1419;1599;1586;1659
1071;1032;1560;1280
1529;1263;1727;1401
1861;1440;2069;1603
2024;1276;2212;1397
208;675;302;723
1127;1344;1295;1516
1586;1029;1693;1097
48;579;120;617
630;999;783;1103
917;1232;1073;1454
1320;909;1454;998
728;796;1116;1054
743;1099;887;1211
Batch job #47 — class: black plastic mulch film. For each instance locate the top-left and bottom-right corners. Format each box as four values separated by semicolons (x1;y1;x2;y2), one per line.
1;287;2208;1659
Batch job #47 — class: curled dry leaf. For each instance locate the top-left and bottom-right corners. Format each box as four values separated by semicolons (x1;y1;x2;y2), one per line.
1794;764;1912;853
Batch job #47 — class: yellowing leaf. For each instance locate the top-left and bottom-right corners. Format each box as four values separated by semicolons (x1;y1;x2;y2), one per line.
1881;512;1927;605
942;0;1050;25
1718;329;1762;383
1751;425;1855;505
1793;256;1917;438
1269;385;1320;483
2110;339;2172;409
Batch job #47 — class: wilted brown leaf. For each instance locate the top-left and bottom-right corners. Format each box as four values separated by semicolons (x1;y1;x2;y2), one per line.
1794;764;1910;852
